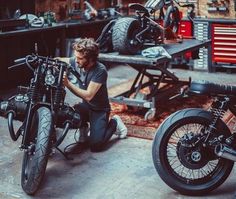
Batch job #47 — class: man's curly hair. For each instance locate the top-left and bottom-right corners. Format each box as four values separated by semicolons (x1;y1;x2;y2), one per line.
73;38;99;62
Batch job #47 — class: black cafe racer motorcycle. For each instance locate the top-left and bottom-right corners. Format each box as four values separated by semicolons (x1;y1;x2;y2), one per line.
0;55;82;195
152;80;236;195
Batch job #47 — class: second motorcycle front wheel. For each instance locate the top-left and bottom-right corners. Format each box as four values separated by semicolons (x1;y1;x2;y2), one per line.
21;107;52;195
152;108;234;195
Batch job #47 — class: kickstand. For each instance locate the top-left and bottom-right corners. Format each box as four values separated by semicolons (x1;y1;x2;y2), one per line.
55;146;73;160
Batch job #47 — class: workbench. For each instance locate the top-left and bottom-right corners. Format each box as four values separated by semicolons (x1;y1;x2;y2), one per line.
99;39;211;120
0;18;112;89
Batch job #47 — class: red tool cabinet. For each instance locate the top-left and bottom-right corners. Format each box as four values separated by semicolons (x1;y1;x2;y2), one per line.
212;24;236;64
194;18;236;72
179;19;193;38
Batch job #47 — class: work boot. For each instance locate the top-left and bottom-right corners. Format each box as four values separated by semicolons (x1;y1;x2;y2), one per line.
112;115;127;139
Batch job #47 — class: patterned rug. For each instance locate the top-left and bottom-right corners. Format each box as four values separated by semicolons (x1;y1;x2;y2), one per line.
109;80;235;140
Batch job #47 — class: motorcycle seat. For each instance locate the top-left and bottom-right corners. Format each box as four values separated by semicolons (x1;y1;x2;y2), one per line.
189;80;236;96
129;3;149;16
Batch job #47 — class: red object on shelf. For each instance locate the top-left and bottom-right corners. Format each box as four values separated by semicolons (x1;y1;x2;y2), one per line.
212;24;236;64
178;19;193;59
179;20;192;37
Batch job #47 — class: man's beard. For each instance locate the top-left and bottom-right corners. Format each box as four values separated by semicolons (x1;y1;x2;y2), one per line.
78;60;90;69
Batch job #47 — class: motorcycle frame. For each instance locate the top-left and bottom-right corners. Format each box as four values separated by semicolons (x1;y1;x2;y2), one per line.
135;13;164;45
131;0;196;45
19;60;66;149
191;94;236;146
131;0;180;46
1;56;82;151
151;86;236;195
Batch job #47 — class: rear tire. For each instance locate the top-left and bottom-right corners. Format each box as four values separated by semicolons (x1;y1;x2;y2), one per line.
112;17;142;55
21;107;52;195
152;108;234;195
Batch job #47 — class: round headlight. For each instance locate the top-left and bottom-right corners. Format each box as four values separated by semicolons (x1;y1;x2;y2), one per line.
45;74;55;85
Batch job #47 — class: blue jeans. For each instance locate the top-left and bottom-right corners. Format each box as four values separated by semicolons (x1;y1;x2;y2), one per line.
74;103;117;152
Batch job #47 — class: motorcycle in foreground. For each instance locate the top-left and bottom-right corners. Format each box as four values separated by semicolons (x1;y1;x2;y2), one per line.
152;80;236;195
0;55;82;195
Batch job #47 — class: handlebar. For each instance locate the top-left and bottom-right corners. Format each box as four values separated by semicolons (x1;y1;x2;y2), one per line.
36;55;68;66
9;54;69;71
14;57;26;65
8;54;83;85
180;3;195;9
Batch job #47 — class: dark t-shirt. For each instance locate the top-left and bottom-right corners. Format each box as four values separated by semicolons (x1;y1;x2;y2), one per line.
69;57;110;111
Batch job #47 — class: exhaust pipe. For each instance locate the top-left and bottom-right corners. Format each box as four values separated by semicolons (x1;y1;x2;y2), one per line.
1;98;25;141
215;144;236;162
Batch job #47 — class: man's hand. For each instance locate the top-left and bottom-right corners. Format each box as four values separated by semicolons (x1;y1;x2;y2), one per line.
63;72;102;102
63;72;70;87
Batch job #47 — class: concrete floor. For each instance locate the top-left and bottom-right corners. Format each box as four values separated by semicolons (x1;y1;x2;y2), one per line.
0;65;236;199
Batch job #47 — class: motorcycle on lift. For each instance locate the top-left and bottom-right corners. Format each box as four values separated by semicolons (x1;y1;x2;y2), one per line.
152;80;236;195
96;0;195;54
0;55;82;195
111;0;195;54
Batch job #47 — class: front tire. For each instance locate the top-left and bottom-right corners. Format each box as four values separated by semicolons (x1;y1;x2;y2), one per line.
112;17;142;55
21;107;53;195
152;108;234;195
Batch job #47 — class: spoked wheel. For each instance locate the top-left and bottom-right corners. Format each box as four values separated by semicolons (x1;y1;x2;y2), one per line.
152;108;234;195
112;17;142;55
163;6;180;39
21;107;52;195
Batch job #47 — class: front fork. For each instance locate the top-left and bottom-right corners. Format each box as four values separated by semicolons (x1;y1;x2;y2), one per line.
20;102;35;149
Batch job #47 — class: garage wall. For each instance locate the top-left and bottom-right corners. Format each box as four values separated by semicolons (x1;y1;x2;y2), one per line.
35;0;236;20
198;0;235;19
179;0;235;19
35;0;72;20
35;0;111;21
